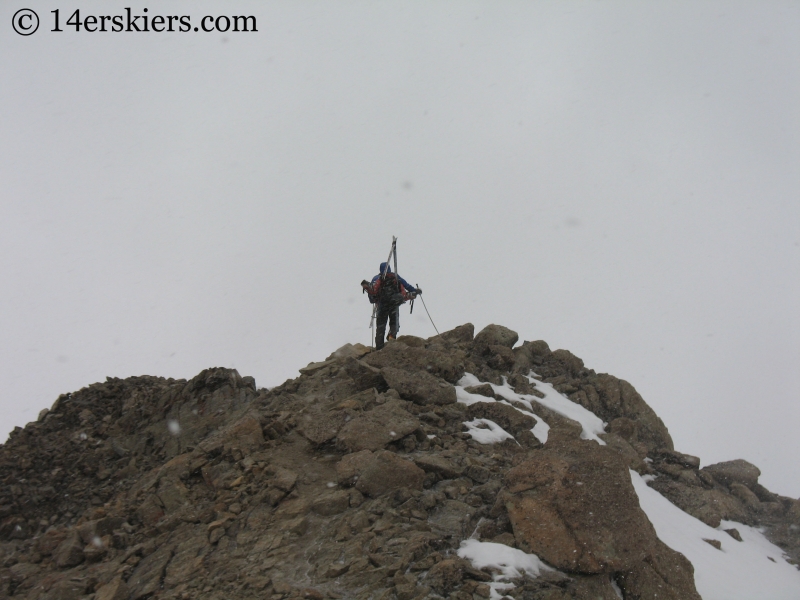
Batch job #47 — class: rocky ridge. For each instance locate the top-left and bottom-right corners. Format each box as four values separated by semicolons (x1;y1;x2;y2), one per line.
1;323;798;600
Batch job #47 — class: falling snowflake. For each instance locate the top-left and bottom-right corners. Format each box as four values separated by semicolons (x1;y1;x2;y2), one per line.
167;420;181;435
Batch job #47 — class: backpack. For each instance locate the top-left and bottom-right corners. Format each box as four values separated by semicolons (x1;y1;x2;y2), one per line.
378;272;405;307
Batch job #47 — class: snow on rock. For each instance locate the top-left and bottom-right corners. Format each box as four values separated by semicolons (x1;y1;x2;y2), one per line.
463;418;516;445
519;374;606;444
631;470;800;600
458;539;556;599
456;372;605;446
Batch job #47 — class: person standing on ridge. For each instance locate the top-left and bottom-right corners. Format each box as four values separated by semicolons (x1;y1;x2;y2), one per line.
361;262;420;350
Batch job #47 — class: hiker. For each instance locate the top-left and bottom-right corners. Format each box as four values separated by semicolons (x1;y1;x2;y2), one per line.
361;263;421;349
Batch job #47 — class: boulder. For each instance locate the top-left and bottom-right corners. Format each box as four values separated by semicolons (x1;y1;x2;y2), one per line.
414;455;464;479
465;401;537;439
578;374;674;453
730;482;762;511
95;577;129;600
336;399;421;452
342;357;387;392
355;451;425;497
504;439;658;573
512;340;552;371
616;539;702;600
363;343;465;384
197;410;264;456
127;543;175;600
701;459;761;489
336;450;376;487
549;349;585;377
298;410;348;446
473;324;519;349
53;531;84;568
647;477;749;527
312;490;351;516
299;359;337;376
430;323;475;345
381;367;456;406
325;343;371;361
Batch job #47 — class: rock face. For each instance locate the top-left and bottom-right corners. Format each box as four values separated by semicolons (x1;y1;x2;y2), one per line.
0;324;796;599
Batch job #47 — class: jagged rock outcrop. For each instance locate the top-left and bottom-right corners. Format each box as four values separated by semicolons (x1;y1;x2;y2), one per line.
0;324;797;599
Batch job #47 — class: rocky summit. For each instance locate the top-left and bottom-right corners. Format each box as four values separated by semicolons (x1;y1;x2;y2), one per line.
1;323;799;600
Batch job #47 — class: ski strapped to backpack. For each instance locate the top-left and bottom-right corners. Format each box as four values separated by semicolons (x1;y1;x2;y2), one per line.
363;236;439;336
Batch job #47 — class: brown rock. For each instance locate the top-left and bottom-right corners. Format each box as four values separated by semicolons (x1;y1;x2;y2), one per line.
356;451;425;497
424;558;464;594
504;439;658;573
380;367;456;406
657;448;701;469
298;410;348;446
127;542;175;600
702;459;761;489
311;490;351;516
465;401;537;439
413;455;464;479
617;539;702;600
208;410;265;455
474;324;519;349
363;342;466;383
487;345;516;371
579;374;674;453
730;482;762;511
342;357;387;392
336;449;376;487
272;467;299;492
95;577;129;600
53;531;84;568
463;383;497;399
337;399;421;451
430;323;475;345
35;527;68;556
647;477;749;527
724;528;743;542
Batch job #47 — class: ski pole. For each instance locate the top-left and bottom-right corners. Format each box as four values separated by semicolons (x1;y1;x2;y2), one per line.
419;294;440;336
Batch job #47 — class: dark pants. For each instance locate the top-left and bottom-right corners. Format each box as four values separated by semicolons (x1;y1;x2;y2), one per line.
375;303;400;349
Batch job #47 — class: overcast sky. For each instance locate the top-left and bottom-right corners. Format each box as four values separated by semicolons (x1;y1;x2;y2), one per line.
2;1;798;496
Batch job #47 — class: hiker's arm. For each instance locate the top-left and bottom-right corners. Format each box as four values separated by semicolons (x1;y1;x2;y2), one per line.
397;276;417;293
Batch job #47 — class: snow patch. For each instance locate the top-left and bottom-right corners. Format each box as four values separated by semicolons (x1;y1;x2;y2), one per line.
463;419;516;445
456;372;606;446
631;469;800;600
458;539;556;599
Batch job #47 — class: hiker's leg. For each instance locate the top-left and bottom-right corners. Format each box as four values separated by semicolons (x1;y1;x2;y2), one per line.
388;307;399;339
375;305;389;349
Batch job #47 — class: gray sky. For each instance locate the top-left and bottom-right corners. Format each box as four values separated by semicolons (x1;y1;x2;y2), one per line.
2;1;798;496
